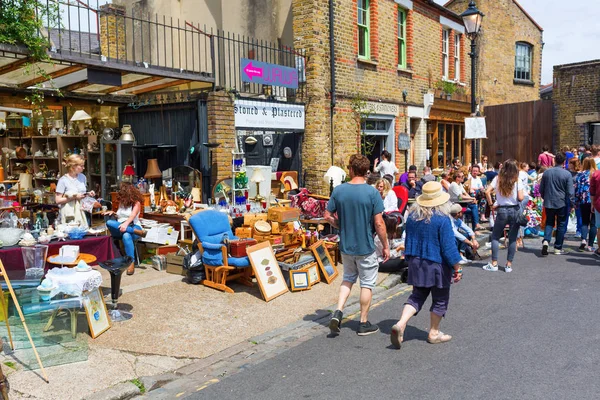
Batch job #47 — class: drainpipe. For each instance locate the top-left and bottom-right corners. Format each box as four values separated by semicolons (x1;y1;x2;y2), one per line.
329;0;336;166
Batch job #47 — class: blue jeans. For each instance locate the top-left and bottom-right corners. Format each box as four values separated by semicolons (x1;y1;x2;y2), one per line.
544;207;568;250
106;219;140;259
465;203;479;229
491;206;520;263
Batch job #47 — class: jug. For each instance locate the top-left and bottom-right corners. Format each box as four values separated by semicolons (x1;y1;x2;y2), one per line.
22;244;48;279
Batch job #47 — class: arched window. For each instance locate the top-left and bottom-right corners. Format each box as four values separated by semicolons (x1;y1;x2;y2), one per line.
514;42;533;81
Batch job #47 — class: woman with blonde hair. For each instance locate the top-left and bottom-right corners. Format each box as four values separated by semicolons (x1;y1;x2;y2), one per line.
375;178;398;212
390;181;462;349
55;154;94;228
483;160;526;272
575;157;597;251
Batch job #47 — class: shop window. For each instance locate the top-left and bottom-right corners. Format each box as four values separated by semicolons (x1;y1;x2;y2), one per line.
514;42;533;82
397;8;407;69
361;119;389;132
358;0;370;59
442;29;449;79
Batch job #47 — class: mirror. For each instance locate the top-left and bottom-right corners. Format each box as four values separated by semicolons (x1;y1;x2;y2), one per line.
172;165;202;196
310;240;339;284
211;177;233;205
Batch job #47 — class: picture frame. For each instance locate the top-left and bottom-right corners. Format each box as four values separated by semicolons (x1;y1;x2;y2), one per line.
310;240;339;284
304;262;321;286
83;287;111;339
289;270;310;291
246;241;289;302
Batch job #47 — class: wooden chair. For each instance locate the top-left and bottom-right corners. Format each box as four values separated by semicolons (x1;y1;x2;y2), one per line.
187;210;253;293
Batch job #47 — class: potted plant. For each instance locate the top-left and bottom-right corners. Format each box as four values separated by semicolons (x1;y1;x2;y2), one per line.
441;81;456;100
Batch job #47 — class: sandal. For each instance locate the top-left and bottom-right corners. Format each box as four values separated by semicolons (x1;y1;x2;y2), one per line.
126;262;135;276
390;324;404;349
427;331;452;344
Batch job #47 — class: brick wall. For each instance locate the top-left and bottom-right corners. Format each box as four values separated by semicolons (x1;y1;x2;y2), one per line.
207;91;236;186
446;0;543;107
99;4;126;60
553;61;600;149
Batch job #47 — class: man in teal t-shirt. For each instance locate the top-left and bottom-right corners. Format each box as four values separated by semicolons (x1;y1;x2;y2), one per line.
325;154;389;337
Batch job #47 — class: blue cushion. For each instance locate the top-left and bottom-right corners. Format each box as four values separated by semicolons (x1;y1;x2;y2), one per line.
227;256;250;268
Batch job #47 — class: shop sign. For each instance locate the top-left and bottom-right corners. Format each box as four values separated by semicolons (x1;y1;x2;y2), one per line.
234;100;305;130
398;133;411;150
364;101;400;116
241;58;299;89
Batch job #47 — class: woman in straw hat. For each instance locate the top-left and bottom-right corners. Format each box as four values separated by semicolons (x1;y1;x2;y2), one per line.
390;181;463;350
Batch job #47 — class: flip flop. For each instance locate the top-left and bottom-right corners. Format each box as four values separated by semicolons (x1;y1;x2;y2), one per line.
390;324;404;349
427;331;452;344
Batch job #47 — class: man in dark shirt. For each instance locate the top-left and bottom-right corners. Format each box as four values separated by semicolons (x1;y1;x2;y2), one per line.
484;161;501;184
397;165;417;186
539;152;574;256
401;171;423;199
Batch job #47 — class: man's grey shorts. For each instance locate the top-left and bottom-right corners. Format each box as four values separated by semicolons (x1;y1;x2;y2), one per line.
340;252;379;289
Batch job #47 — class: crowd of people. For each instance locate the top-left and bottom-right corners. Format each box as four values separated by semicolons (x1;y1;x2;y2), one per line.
326;144;595;349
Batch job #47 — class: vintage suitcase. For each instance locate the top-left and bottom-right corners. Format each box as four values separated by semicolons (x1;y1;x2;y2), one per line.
229;238;258;257
267;206;300;223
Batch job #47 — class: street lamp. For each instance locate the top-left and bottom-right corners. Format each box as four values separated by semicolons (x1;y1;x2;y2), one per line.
461;0;484;166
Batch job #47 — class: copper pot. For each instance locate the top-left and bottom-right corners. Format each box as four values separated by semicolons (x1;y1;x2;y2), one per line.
15;147;27;159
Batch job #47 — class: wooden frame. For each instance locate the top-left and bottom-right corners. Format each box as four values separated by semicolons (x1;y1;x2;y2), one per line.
289;270;310;292
304;262;321;286
83;287;111;339
310;240;339;284
246;241;289;302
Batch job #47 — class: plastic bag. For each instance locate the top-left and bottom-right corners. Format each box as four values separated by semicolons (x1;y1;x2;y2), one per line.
183;250;205;284
567;211;577;234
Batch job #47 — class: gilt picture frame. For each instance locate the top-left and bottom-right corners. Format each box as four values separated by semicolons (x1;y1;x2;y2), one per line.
247;240;289;302
310;240;339;284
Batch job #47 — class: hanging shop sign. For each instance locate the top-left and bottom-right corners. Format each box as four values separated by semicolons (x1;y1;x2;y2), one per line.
234;100;305;130
241;58;299;89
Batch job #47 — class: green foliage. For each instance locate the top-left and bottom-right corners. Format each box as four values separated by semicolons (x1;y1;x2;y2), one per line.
434;80;457;96
350;94;376;157
3;361;16;370
130;378;146;394
0;0;61;109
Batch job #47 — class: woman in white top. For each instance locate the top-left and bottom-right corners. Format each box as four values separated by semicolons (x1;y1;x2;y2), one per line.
376;178;399;212
483;160;526;273
373;150;399;180
103;183;146;275
55;154;94;228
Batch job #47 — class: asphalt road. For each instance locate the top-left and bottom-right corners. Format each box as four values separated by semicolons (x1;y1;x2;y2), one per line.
186;237;600;400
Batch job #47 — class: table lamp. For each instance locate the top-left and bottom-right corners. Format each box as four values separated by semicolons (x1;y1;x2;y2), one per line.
250;169;265;202
17;172;33;193
70;110;92;134
191;187;201;203
144;159;162;209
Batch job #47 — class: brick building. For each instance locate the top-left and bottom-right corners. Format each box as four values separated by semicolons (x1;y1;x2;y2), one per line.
445;0;544;107
553;60;600;149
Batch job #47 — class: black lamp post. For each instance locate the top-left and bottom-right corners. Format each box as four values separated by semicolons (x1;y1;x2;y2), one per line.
461;0;484;166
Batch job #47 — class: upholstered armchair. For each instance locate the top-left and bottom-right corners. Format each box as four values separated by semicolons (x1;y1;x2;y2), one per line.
187;210;252;293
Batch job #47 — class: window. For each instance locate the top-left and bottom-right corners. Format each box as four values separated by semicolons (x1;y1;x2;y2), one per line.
362;120;389;132
357;0;370;59
454;34;460;81
515;42;532;81
397;8;407;68
442;29;449;79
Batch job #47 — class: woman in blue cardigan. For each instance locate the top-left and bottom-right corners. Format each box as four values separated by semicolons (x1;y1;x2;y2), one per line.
390;181;463;350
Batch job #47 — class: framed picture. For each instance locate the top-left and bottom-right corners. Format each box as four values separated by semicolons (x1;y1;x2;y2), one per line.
289;270;310;291
246;241;289;302
304;262;321;286
83;287;111;339
310;240;339;284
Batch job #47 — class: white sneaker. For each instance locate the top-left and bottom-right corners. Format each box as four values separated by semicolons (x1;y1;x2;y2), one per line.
504;265;513;273
485;242;492;248
459;258;469;265
554;248;569;255
482;262;498;272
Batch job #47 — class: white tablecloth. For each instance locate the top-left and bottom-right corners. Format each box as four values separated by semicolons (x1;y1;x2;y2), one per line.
45;267;103;297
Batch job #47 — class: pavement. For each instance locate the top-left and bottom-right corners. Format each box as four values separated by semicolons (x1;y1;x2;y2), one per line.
146;232;600;400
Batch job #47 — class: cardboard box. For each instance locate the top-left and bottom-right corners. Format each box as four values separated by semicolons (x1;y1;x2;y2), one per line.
235;227;253;239
156;245;179;255
166;253;185;266
268;207;300;223
244;213;268;227
166;263;186;276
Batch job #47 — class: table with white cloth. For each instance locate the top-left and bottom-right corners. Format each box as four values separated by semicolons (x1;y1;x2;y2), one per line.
42;267;103;338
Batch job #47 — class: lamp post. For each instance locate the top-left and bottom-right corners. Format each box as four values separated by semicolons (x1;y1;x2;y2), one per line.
461;0;484;166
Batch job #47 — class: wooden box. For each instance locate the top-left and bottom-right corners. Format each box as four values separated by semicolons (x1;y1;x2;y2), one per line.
267;207;300;223
229;238;257;257
235;227;253;239
166;263;186;276
269;235;283;245
244;213;268;227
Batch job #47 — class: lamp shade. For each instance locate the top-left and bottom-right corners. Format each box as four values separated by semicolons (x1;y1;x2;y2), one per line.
250;169;265;183
191;187;201;202
144;159;162;179
17;173;33;192
120;125;135;142
70;110;92;122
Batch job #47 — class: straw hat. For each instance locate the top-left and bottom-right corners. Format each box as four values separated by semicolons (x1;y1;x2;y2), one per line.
416;181;450;207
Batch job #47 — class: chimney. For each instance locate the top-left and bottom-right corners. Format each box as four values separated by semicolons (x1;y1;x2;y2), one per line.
99;4;126;61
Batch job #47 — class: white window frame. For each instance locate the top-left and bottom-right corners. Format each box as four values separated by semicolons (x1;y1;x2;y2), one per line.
442;29;449;79
514;42;532;81
454;33;460;81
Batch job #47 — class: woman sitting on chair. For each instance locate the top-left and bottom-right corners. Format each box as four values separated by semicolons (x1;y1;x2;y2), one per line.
103;183;146;275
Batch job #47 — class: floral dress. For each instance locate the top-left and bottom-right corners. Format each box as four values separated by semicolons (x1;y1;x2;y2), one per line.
574;170;591;208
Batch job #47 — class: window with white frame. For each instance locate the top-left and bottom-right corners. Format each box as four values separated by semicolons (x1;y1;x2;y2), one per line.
398;8;407;68
514;42;533;81
358;0;370;59
442;29;449;79
454;33;460;81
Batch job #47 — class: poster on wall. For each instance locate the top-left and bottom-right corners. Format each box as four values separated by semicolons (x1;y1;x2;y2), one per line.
234;100;305;130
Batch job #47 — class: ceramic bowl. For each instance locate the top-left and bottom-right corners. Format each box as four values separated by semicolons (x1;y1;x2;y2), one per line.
67;227;87;240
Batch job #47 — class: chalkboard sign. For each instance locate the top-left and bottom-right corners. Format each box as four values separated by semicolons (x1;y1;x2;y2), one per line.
310;240;338;284
398;133;411;151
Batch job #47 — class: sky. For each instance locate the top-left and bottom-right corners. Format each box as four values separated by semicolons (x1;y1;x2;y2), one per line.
435;0;600;84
